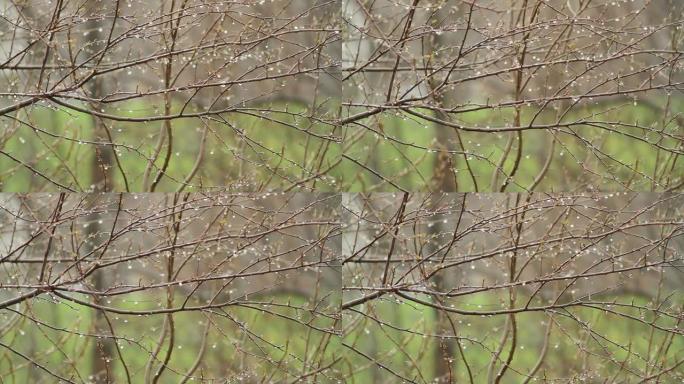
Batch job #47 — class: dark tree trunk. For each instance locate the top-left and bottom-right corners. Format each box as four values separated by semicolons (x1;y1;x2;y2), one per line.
85;2;115;380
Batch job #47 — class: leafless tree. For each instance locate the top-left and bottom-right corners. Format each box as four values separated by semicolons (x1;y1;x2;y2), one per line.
1;0;683;383
341;192;684;383
342;0;684;192
0;0;340;192
0;193;340;382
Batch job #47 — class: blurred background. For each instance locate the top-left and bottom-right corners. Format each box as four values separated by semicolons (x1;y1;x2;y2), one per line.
0;193;341;382
0;0;683;382
342;0;684;192
0;0;340;192
341;193;684;383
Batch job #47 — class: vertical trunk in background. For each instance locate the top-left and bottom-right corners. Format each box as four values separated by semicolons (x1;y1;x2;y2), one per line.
84;1;115;381
426;1;477;193
86;18;114;191
423;24;458;381
425;4;479;372
85;203;114;383
426;40;462;193
427;197;455;383
429;194;473;383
